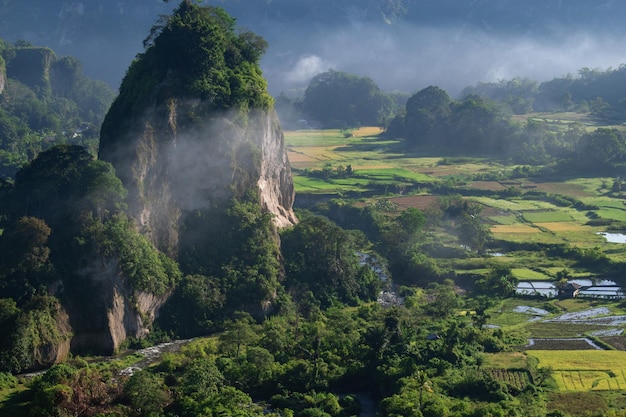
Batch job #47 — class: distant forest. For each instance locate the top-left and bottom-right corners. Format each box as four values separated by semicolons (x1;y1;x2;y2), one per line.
275;65;626;176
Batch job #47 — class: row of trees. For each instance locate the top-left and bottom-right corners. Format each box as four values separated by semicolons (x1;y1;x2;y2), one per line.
462;66;626;119
24;280;539;417
385;84;626;174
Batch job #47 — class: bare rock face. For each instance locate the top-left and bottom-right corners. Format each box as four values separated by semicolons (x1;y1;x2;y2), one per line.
92;3;297;349
69;258;170;354
257;110;299;228
100;100;297;256
0;61;5;95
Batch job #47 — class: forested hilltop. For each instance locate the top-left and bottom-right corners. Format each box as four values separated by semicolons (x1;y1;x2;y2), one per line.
0;39;114;178
3;1;626;417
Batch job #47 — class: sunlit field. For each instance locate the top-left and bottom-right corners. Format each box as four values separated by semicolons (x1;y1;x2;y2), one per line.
530;350;626;391
286;125;626;283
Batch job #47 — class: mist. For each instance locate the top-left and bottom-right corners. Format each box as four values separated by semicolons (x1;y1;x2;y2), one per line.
263;22;626;97
3;1;626;98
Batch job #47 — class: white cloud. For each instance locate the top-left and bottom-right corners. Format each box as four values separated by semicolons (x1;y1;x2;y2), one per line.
283;54;333;84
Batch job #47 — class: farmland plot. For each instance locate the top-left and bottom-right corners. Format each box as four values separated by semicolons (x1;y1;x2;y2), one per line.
483;369;531;391
530;350;626;392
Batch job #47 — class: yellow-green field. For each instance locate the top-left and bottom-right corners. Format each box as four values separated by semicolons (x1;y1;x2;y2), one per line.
286;126;626;272
530;350;626;391
511;268;552;280
483;352;531;369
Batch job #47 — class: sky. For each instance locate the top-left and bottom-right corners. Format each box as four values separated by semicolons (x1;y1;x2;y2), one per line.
2;1;626;97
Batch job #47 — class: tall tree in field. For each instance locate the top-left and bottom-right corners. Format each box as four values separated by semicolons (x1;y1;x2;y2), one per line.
302;70;394;128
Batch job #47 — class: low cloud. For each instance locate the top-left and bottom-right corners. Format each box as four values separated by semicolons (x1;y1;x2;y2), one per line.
262;23;626;96
283;54;333;85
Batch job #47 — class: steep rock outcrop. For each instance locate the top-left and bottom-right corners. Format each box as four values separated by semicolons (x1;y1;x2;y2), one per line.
93;2;297;343
0;56;5;95
101;101;296;256
6;47;54;96
99;2;297;257
69;258;170;354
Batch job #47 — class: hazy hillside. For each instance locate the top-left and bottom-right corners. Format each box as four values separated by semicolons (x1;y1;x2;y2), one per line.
2;1;625;94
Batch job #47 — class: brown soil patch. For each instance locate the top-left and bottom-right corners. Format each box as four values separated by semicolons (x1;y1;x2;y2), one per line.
601;336;626;351
469;181;508;191
481;206;512;217
389;195;439;210
287;151;317;163
491;224;541;234
525;182;592;198
548;392;608;416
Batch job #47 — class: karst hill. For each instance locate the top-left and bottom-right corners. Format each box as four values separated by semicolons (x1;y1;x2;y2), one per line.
0;0;297;370
92;1;297;350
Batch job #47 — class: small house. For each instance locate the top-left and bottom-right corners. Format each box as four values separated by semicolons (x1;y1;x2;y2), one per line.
558;282;581;298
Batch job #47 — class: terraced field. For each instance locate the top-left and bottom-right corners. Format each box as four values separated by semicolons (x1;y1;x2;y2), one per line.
531;350;626;391
286;127;626;398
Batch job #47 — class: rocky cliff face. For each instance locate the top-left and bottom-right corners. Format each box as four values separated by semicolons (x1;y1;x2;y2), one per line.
0;58;5;95
100;100;297;256
93;2;297;349
99;2;297;257
68;258;169;354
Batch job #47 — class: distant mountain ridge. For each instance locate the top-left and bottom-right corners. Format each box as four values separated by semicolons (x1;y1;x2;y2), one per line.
1;1;624;92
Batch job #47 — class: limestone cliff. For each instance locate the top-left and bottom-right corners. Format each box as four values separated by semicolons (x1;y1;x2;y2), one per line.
99;2;297;257
101;101;296;257
92;2;296;345
0;56;5;95
69;258;170;354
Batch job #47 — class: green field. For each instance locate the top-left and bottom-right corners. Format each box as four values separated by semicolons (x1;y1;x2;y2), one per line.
511;268;552;280
522;210;573;223
286;127;626;397
286;126;626;267
530;350;626;391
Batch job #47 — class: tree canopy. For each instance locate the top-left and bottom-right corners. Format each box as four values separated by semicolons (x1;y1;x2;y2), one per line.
102;1;272;145
302;70;396;128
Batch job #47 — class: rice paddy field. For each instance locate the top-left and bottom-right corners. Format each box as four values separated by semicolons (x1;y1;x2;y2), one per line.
286;127;626;398
285;127;626;261
530;350;626;391
482;294;626;396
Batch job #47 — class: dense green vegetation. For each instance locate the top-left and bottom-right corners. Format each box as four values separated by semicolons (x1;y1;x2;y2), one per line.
6;1;626;417
0;38;114;178
101;0;273;156
301;70;398;128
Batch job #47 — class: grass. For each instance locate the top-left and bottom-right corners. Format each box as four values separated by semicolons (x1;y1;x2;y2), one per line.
511;268;552;280
491;224;541;234
474;197;556;211
285;129;355;147
483;352;530;369
547;392;610;416
488;215;519;225
525;322;608;338
530;350;626;392
0;385;30;417
522;210;573;223
531;350;626;371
